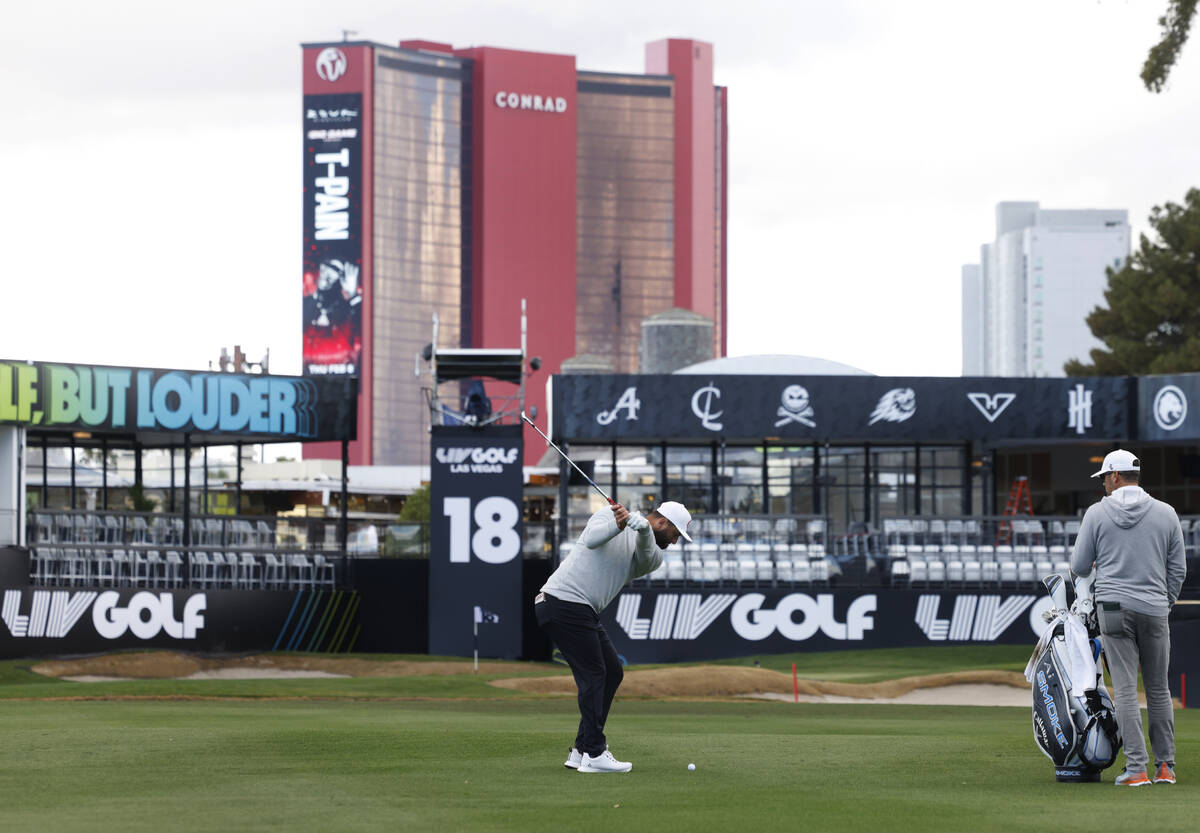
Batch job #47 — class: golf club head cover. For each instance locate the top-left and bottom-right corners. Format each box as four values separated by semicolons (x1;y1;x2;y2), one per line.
626;512;650;532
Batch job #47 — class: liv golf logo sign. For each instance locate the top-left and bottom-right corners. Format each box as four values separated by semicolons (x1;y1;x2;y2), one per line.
2;590;206;640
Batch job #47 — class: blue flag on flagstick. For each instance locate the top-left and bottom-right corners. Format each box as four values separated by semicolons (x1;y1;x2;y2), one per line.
473;606;500;625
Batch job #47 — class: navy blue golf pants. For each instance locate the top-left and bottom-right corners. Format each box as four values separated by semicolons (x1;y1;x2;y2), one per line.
535;593;623;757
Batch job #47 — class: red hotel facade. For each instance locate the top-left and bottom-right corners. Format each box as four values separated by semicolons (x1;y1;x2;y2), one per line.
301;38;728;465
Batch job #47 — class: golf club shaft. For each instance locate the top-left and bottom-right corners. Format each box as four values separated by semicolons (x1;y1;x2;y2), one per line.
520;411;614;504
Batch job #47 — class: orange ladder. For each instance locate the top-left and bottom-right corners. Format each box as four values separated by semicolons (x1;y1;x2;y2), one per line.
995;476;1032;545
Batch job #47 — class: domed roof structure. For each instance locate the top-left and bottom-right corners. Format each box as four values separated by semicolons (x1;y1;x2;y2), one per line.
673;354;873;376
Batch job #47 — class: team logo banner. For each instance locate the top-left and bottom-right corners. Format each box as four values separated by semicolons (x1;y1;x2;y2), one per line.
428;426;524;658
599;587;1056;663
554;374;1133;443
1139;374;1199;440
0;361;356;442
303;93;363;377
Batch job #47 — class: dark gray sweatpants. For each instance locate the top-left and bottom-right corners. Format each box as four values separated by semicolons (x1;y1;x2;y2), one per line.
1100;606;1175;772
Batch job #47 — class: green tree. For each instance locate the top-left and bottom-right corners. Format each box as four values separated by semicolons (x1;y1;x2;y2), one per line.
1066;188;1200;375
1143;0;1199;92
398;484;430;522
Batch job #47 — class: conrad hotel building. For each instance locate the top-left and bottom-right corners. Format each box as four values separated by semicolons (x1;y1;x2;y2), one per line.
300;37;728;466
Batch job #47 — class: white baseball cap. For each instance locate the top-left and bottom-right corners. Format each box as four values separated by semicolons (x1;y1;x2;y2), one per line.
656;501;693;542
1091;449;1140;478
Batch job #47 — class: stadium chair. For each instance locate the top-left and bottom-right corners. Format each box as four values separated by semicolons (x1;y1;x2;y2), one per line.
263;553;286;589
161;552;182;587
131;516;149;544
1034;558;1054;583
908;559;928;588
94;549;117;586
664;554;686;584
982;560;1000;585
792;558;811;586
1017;561;1037;586
103;515;122;544
1064;520;1081;547
754;543;775;585
963;560;982;586
946;519;965;545
190;551;214;588
313;554;336;588
928;519;947;545
720;552;740;584
256;521;274;548
810;558;831;585
137;551;163;587
699;543;721;583
998;560;1018;586
60;548;87;586
773;517;798;545
946;559;965;586
927;558;946;587
889;558;909;587
975;544;995;564
288;554;315;589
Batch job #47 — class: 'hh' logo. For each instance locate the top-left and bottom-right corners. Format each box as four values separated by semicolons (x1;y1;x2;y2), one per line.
914;594;1035;641
597;386;641;425
1067;384;1093;435
615;593;737;640
966;392;1016;423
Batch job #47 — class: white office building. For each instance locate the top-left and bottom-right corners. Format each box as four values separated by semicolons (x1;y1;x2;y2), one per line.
962;202;1129;376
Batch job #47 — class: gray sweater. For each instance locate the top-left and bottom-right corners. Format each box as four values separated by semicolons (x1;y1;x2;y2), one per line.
1070;485;1187;617
540;507;664;613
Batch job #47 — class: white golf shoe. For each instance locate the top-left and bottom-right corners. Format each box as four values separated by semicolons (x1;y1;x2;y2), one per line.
564;747;582;769
578;750;632;773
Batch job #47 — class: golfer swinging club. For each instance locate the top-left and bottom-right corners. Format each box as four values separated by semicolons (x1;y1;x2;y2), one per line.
535;499;692;773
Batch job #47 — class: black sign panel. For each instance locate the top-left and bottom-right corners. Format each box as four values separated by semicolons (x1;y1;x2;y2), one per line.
0;361;356;442
553;374;1132;444
1139;374;1200;441
428;426;524;658
303;93;364;377
0;586;360;659
598;587;1057;664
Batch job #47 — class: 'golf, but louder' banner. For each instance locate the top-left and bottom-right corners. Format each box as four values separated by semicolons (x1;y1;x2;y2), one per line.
428;425;523;659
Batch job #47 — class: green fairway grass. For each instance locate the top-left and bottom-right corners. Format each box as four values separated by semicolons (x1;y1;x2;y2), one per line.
0;648;1192;833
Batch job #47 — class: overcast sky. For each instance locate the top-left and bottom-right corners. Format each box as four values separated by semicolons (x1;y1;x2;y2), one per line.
2;0;1198;382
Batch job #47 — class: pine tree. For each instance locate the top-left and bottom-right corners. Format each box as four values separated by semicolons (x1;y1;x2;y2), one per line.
1066;188;1200;375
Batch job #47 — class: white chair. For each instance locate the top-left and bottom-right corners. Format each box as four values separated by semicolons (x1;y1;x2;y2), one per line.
165;551;184;587
982;561;1000;585
963;560;982;586
190;551;213;588
94;549;117;586
946;560;965;586
928;559;946;586
908;559;928;587
289;554;315;589
754;543;775;584
792;558;811;585
810;558;830;585
263;553;286;588
313;554;336;588
1018;561;1037;585
664;555;686;583
238;552;261;588
999;560;1019;586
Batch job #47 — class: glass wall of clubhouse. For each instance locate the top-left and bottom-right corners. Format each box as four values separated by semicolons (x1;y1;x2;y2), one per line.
556;439;1200;538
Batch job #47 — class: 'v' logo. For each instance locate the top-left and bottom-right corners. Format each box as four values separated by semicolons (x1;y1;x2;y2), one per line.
966;392;1016;423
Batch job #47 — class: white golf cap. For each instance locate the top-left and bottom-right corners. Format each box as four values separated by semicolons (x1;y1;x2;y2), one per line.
1091;449;1140;478
656;501;692;542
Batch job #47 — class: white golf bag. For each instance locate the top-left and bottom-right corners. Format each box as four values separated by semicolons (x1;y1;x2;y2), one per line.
1024;574;1121;782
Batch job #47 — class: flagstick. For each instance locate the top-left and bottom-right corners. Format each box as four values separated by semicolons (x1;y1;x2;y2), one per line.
473;618;479;674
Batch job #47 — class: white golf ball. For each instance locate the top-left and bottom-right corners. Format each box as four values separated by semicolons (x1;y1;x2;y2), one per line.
688;763;696;771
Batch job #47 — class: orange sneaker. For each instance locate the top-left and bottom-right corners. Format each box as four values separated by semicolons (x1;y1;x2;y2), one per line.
1114;769;1152;787
1154;763;1176;785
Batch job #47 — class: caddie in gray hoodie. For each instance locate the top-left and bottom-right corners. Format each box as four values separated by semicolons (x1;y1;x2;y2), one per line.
534;499;692;773
1071;449;1186;787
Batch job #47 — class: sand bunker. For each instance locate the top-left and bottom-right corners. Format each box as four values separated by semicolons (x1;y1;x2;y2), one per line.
31;652;1038;706
489;665;1031;705
31;651;536;682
